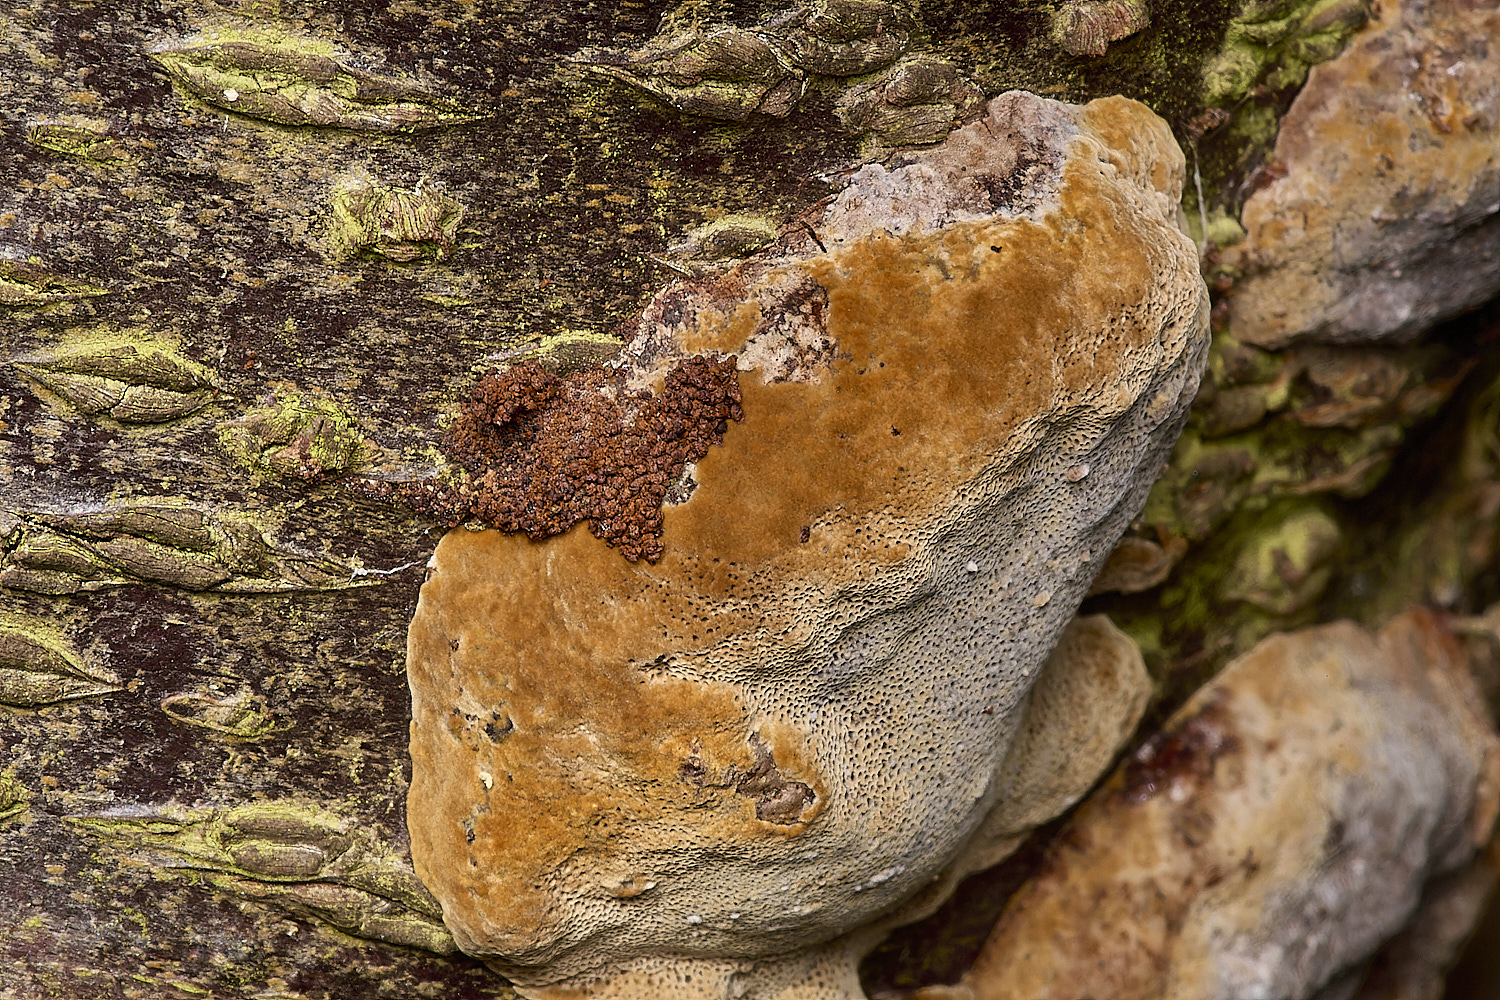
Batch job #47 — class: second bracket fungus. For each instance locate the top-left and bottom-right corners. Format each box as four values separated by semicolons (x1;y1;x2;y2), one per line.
406;92;1209;997
1223;0;1500;348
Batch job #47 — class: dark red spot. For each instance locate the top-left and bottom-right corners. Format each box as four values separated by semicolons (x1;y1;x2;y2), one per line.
1121;696;1237;805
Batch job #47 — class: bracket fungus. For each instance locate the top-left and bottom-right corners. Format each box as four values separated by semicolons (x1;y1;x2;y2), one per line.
915;610;1500;1000
1221;0;1500;348
406;92;1208;997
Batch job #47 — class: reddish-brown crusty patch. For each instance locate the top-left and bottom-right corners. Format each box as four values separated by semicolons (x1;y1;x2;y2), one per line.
395;354;743;563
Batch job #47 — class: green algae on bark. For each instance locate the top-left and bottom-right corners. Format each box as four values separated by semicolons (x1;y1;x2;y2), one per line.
149;33;482;132
67;800;457;955
1216;501;1342;615
0;620;119;708
1138;333;1467;545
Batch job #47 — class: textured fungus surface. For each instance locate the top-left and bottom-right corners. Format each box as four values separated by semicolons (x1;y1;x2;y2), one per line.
1224;0;1500;348
915;610;1500;1000
406;91;1208;997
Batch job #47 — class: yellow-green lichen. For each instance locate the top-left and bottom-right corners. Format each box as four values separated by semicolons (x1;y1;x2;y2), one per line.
149;28;482;132
419;293;476;308
1201;0;1372;106
1207;331;1282;388
834;53;984;147
1217;501;1342;614
1182;203;1247;250
327;176;465;263
12;334;220;423
0;259;109;307
68;800;456;955
1;505;374;595
1118;332;1472;708
572;25;808;122
218;393;370;480
0;770;30;820
25;117;129;163
485;329;626;375
0;618;120;708
159;687;285;740
659;214;780;273
1141;336;1459;543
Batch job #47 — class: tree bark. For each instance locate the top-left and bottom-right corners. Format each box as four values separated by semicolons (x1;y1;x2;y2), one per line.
3;1;1494;997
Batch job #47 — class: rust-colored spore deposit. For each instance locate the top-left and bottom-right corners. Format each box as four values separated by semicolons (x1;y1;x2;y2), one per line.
398;354;742;563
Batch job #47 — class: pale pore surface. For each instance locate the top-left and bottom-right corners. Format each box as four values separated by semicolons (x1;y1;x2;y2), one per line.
406;91;1208;997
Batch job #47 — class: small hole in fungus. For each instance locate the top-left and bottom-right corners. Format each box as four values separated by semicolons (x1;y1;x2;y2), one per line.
799;526;811;543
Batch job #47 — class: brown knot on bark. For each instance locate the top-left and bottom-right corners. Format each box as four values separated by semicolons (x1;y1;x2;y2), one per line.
391;353;743;563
